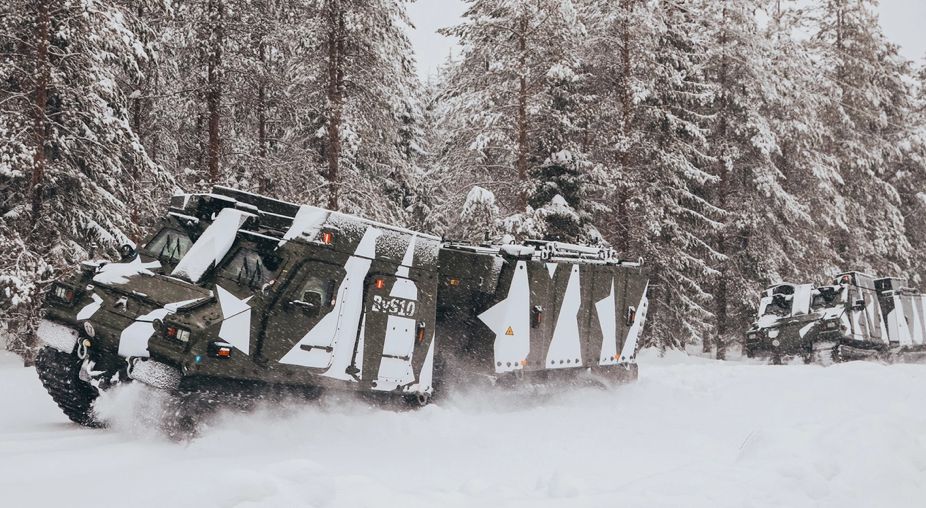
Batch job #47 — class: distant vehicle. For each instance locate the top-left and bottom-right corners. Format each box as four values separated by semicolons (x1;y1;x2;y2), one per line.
35;187;649;429
745;272;926;364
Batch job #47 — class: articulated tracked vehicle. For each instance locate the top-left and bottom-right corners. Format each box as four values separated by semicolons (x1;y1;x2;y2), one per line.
36;187;649;427
745;272;926;364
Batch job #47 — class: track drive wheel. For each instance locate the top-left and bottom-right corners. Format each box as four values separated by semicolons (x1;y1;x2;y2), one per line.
35;346;104;428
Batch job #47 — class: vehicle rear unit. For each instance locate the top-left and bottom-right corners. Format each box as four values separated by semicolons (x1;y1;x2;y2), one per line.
745;271;926;364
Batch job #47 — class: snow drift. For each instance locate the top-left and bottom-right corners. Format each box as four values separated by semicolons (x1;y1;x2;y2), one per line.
1;350;924;508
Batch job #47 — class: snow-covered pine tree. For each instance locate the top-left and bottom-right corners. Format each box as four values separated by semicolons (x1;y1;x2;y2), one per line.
439;0;587;226
147;0;230;189
580;0;722;348
405;74;449;234
888;62;926;285
122;0;216;190
761;1;848;283
218;0;321;197
459;186;502;243
699;0;830;357
130;0;424;224
811;0;917;276
528;155;589;243
293;0;423;224
0;0;169;359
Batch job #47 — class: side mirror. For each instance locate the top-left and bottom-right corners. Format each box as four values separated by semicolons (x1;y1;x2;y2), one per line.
119;243;136;261
852;299;865;311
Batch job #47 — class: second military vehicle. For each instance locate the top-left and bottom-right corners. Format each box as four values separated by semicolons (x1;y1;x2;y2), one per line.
35;187;649;428
745;272;926;364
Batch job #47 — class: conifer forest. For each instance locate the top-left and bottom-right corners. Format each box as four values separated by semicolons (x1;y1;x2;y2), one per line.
2;0;925;357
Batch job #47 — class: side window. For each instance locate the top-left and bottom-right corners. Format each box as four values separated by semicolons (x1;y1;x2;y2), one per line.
299;275;336;307
219;249;282;289
811;287;841;310
145;228;193;263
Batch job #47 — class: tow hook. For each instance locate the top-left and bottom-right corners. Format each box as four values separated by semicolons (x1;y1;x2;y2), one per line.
78;357;106;388
76;338;91;360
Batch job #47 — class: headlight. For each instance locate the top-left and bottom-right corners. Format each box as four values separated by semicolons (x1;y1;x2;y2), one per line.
772;339;781;347
823;320;840;330
747;332;760;340
52;284;75;304
165;325;191;343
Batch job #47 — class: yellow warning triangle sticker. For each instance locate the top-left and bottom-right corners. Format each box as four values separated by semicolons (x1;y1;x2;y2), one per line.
505;326;514;336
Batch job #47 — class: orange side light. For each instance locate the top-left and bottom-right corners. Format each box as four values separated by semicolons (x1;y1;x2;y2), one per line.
321;231;334;245
374;278;386;289
217;347;231;358
417;326;426;344
448;278;461;286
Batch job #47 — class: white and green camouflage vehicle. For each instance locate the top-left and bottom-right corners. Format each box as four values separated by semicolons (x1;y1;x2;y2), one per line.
745;271;926;364
35;187;650;429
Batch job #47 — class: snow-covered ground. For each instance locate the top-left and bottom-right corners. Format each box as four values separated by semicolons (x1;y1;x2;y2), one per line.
1;350;924;508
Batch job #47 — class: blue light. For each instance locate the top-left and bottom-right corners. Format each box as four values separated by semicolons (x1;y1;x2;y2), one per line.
195;355;202;364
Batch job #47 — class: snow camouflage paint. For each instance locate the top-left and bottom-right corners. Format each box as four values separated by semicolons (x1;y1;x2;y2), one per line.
35;186;648;426
546;264;583;369
373;236;422;390
746;272;926;363
117;298;204;357
621;283;649;362
595;279;618;365
477;260;531;373
215;286;252;355
172;208;254;283
278;226;382;370
75;293;103;321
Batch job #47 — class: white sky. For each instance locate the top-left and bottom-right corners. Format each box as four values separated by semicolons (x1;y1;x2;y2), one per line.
406;0;926;81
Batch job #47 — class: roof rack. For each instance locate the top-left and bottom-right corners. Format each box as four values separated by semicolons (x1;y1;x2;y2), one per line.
523;239;619;262
169;188;644;265
208;186;441;242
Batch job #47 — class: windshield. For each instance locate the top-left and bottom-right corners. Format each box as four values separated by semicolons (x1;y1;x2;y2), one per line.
144;228;193;264
763;298;790;317
218;248;282;289
811;287;843;311
764;301;791;316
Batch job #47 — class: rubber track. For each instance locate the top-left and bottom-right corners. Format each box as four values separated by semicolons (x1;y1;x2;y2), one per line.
34;347;103;428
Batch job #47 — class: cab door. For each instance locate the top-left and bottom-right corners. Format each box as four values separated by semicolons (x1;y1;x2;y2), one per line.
617;268;648;361
360;273;422;390
854;286;884;343
263;260;348;368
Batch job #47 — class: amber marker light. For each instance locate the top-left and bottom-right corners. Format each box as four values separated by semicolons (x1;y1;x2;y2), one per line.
416;321;427;344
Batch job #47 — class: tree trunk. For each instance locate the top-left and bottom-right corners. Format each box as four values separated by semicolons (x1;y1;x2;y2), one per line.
31;0;50;220
712;4;731;360
257;40;270;194
326;0;344;210
516;15;529;210
615;0;635;253
206;0;224;184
